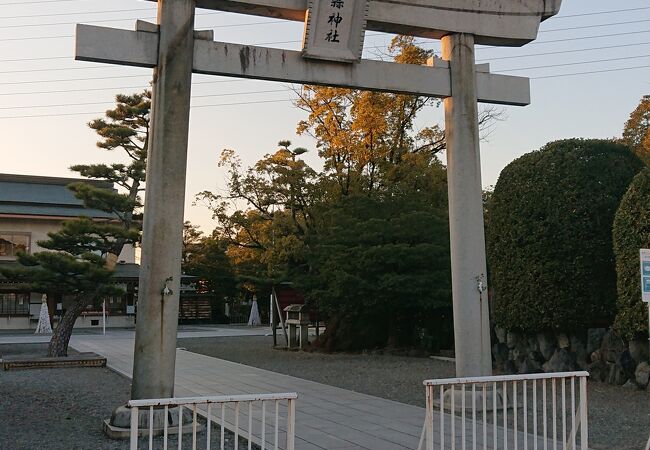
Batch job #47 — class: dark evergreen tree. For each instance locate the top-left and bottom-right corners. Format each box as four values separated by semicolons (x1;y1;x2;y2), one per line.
0;91;150;356
299;189;452;351
613;168;650;340
486;139;643;333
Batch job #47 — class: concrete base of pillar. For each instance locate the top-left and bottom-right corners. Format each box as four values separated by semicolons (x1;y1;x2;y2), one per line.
434;387;506;412
103;404;203;439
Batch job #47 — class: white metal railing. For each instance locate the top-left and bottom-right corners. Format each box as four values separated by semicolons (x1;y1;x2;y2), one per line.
127;392;297;450
419;371;589;450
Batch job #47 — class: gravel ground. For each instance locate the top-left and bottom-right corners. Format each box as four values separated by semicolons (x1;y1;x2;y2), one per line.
178;335;650;450
0;343;252;450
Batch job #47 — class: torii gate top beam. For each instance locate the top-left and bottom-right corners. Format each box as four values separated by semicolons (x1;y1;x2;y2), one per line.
146;0;562;46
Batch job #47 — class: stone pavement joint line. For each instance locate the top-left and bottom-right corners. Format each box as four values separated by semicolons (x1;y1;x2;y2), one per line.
62;328;559;449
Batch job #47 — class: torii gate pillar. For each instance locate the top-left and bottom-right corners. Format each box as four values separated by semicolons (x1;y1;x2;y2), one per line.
442;33;492;376
73;1;563;414
131;0;196;400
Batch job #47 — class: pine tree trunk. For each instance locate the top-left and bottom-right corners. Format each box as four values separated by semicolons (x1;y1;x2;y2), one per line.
47;296;87;357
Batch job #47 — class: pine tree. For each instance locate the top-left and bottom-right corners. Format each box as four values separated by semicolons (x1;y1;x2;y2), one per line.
0;91;150;356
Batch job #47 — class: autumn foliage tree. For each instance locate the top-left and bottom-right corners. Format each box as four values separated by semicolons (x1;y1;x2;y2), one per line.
294;36;445;196
196;141;321;287
623;95;650;166
199;37;468;350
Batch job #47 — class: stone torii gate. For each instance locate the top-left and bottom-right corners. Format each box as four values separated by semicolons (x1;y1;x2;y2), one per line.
75;0;561;432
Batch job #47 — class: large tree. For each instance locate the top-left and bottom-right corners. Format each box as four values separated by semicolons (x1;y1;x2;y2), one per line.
196;141;322;286
294;36;443;196
486;139;644;333
294;35;502;197
1;91;150;356
200;37;504;350
298;157;451;351
182;221;237;302
613;168;650;340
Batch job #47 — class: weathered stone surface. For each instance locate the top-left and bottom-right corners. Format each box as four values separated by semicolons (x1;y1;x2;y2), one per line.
511;340;531;364
504;360;517;374
570;335;588;369
635;362;650;389
601;331;626;363
629;339;649;364
590;349;602;363
586;328;606;354
537;332;557;361
506;331;519;349
529;350;546;365
617;350;637;379
519;356;543;374
494;326;507;344
607;363;628;385
587;360;608;382
492;343;509;367
543;348;578;373
107;405;196;439
622;380;638;390
557;333;570;349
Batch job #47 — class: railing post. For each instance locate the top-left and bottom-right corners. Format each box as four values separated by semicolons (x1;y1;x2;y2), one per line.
421;373;588;450
579;377;588;450
287;398;296;450
426;385;434;450
130;406;139;450
127;394;296;450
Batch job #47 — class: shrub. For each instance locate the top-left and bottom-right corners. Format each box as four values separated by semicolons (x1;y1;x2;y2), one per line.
486;139;643;332
299;193;452;351
613;168;650;340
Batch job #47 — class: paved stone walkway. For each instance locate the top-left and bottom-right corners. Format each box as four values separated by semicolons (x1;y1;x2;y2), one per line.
70;331;425;449
1;326;566;449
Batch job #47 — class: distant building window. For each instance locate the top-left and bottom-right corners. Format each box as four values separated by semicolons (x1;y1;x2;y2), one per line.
0;293;30;315
0;233;30;258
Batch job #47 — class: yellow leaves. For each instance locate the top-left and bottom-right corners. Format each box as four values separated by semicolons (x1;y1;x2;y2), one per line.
218;148;239;168
292;36;441;194
388;35;432;65
623;95;650;166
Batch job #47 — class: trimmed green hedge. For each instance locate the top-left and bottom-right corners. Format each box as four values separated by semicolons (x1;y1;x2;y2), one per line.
487;139;643;332
613;168;650;340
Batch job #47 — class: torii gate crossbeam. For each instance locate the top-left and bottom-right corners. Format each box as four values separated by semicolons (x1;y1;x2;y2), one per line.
78;0;562;437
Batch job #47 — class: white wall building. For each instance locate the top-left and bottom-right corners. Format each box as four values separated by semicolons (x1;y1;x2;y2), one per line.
0;173;138;330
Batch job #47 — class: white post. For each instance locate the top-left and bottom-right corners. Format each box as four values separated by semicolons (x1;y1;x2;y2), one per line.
129;405;139;450
579;376;588;450
425;386;434;450
102;300;106;335
131;0;196;400
442;33;492;377
286;398;296;450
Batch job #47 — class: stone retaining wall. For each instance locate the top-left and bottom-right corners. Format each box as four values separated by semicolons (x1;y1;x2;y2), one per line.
492;327;649;390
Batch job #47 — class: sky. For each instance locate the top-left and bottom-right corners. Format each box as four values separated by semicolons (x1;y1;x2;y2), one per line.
1;0;649;231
